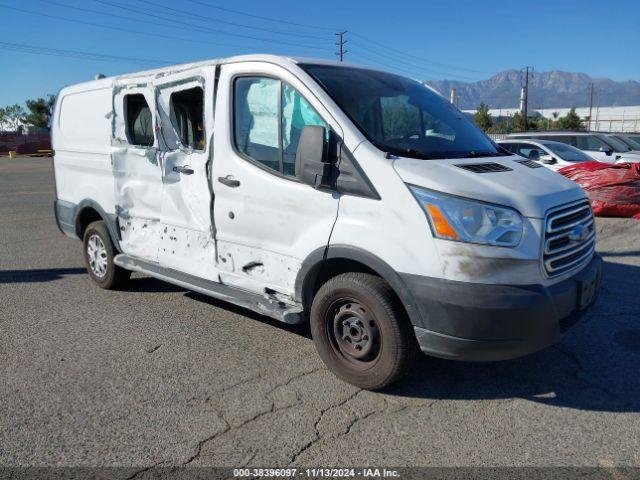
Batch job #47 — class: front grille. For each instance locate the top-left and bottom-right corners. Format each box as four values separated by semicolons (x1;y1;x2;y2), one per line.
456;163;513;173
543;200;595;277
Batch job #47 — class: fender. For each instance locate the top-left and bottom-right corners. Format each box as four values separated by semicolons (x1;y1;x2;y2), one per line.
295;244;424;328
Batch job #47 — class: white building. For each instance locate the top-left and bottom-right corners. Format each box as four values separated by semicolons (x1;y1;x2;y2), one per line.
463;105;640;132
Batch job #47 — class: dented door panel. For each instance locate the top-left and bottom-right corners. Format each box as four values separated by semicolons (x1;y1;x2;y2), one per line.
111;82;163;262
154;70;218;276
211;62;342;298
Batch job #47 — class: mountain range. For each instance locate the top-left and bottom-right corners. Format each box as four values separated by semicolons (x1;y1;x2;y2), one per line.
427;70;640;110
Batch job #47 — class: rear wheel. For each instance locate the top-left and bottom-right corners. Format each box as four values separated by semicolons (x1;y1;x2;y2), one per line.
83;221;130;289
310;272;416;390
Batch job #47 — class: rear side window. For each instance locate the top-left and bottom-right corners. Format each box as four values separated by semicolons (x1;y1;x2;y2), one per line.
170;87;205;150
575;135;605;151
234;76;327;177
125;94;154;147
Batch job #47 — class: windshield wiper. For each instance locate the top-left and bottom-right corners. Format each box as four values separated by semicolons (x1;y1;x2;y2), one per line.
382;146;437;160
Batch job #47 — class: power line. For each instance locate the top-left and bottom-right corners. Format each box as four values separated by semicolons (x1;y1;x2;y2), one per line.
350;32;494;75
348;50;455;83
0;41;172;66
349;41;482;81
131;0;331;40
183;0;337;32
0;4;333;55
91;0;331;51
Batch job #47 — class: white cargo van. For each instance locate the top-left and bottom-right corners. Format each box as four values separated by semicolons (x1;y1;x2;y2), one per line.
52;55;601;389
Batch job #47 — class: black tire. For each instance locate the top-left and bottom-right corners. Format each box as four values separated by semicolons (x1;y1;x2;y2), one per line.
310;272;417;390
82;220;130;290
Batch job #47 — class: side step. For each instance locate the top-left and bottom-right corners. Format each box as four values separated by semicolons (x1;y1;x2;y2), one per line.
114;254;304;324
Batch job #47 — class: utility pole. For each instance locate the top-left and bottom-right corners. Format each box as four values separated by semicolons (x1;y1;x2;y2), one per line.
449;88;458;107
588;83;594;131
335;31;348;62
522;66;533;130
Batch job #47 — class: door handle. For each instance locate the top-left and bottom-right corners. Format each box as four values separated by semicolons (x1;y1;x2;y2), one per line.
218;175;241;187
173;165;194;175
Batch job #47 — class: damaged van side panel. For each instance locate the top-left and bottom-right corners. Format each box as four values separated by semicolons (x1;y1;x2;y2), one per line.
154;72;218;279
210;61;343;299
111;81;163;262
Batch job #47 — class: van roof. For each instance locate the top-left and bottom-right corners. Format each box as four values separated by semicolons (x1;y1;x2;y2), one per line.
57;54;379;94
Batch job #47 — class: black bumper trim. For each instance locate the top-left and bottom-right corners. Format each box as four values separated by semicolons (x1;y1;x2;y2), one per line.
404;255;602;361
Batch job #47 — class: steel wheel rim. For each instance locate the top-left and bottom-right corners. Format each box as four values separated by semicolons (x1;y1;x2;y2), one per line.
326;297;382;369
87;234;108;278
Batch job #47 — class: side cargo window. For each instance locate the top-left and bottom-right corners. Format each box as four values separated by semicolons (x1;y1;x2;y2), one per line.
170;87;205;150
124;94;154;147
234;76;327;177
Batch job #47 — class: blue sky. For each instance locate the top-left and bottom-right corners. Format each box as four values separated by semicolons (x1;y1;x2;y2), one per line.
0;0;638;107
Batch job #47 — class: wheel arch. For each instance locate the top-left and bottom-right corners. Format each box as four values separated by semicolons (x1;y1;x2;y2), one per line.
295;245;424;328
74;200;122;252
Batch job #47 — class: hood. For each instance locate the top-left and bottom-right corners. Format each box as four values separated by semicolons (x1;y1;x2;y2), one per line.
392;154;585;218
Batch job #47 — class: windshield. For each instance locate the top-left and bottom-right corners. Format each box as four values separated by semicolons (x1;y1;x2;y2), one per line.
300;64;505;160
544;142;592;162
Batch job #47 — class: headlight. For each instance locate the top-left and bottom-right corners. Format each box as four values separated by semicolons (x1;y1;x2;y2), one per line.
408;185;523;247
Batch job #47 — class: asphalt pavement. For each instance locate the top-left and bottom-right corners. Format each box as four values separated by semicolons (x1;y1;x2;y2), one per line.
1;156;640;473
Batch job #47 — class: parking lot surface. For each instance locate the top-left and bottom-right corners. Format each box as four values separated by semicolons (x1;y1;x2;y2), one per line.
1;156;640;471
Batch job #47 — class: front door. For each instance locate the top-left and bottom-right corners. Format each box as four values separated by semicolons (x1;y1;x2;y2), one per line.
111;81;163;262
211;62;342;299
154;69;217;278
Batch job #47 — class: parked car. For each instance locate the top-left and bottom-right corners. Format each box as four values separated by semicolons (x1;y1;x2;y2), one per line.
610;134;640;151
602;133;640;155
51;55;601;389
624;134;640;145
498;139;595;171
508;131;640;164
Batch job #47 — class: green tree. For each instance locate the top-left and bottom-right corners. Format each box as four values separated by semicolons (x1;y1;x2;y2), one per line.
24;95;56;129
5;104;25;132
0;107;6;133
511;111;529;132
473;102;493;132
490;118;511;134
556;108;584;130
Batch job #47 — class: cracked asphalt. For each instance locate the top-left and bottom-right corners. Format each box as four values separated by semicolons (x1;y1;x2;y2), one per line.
1;156;640;471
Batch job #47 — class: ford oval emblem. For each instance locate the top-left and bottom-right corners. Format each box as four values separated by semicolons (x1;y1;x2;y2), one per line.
568;225;588;243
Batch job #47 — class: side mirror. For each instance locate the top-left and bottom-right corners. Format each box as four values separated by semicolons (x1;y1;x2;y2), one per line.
599;146;613;156
528;149;540;161
296;125;332;188
541;155;557;165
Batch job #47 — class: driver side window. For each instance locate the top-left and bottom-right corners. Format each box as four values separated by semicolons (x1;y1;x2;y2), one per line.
234;76;327;177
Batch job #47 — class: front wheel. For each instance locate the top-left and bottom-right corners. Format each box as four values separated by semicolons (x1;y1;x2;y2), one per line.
83;221;130;290
310;273;417;390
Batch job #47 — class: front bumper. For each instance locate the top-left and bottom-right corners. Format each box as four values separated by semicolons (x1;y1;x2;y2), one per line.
405;255;602;361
